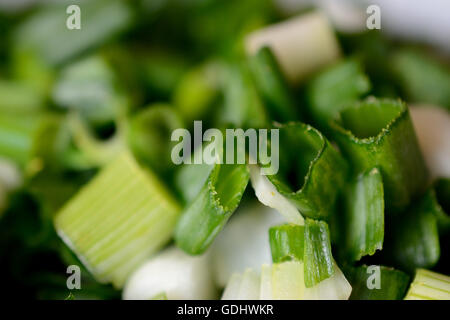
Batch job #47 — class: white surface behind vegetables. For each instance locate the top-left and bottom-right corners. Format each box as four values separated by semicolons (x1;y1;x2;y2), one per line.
211;202;286;288
123;247;217;300
410;105;450;179
276;0;450;53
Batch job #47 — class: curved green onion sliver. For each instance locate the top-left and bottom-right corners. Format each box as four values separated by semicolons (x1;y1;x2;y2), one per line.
248;46;298;122
434;178;450;234
269;224;305;263
306;59;370;132
221;64;268;129
330;98;428;211
127;104;184;174
266;122;348;220
175;163;250;255
405;269;450;300
304;219;334;288
345;265;410;300
342;167;384;261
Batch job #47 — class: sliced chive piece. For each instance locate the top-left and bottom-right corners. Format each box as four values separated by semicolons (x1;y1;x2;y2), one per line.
0;114;40;167
248;46;298;122
266;122;348;220
13;0;133;66
306;59;370;132
221;63;268;129
384;192;440;273
304;219;334;288
0;80;44;115
175;163;249;255
344;265;410;300
391;49;450;110
434;178;450;234
269;224;305;263
404;269;450;300
54;152;181;288
342;167;384;261
330;98;428;211
173;61;221;123
127;103;184;175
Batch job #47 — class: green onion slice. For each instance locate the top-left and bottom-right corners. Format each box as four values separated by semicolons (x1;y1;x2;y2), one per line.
404;269;450;300
345;265;410;300
330;98;428;211
175;163;249;255
304;219;335;287
306;59;370;132
269;224;305;263
248;46;299;122
384;191;440;273
264;122;348;220
342;167;384;261
54;152;181;288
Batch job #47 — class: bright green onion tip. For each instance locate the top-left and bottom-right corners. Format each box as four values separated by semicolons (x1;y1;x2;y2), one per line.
54;152;181;288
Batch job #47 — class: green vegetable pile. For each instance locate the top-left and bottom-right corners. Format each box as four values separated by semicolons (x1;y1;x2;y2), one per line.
0;0;449;300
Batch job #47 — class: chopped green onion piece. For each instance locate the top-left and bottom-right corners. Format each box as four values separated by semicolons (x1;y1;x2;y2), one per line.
342;167;384;261
385;192;440;273
0;114;41;167
260;264;273;300
173;62;221;123
434;178;450;234
306;59;370;132
68;113;125;167
345;265;410;300
53;55;127;126
175;161;213;204
175;163;249;255
404;269;450;300
127;104;184;175
272;261;305;299
13;0;133;66
266;122;348;220
304;263;352;300
304;219;334;288
330;98;428;211
54;152;181;288
269;224;305;263
221;268;260;300
0;80;44;115
248;46;299;122
221;64;268;129
391;49;450;110
123;247;216;300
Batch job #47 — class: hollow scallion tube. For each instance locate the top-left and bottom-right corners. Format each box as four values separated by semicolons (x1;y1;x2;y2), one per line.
265;122;348;220
54;152;181;288
330;98;428;211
